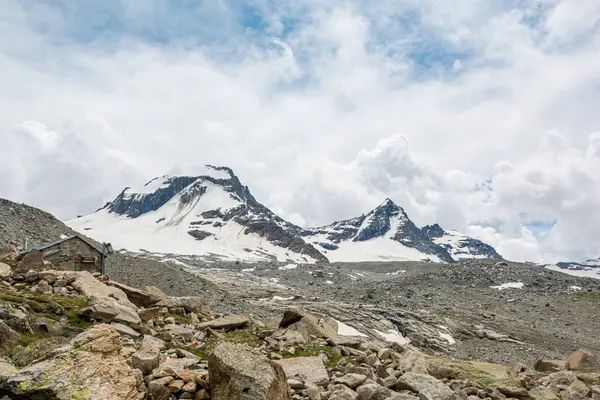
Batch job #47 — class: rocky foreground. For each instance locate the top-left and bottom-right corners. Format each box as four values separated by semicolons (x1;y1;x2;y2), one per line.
1;251;600;399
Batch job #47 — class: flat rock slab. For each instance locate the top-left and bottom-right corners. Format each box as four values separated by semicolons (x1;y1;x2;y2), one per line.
275;356;330;386
197;315;249;331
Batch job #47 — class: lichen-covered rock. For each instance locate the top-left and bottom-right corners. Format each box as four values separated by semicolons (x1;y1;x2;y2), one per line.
0;262;11;280
0;321;20;357
209;342;291;400
1;324;145;400
11;336;69;367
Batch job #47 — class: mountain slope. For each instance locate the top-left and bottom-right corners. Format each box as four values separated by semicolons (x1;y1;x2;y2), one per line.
0;198;78;250
421;223;502;261
66;166;327;263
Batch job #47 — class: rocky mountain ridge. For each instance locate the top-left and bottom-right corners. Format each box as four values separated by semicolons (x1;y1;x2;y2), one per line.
65;166;502;264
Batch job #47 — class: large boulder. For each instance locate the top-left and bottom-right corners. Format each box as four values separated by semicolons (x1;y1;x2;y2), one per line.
0;245;17;262
279;306;338;342
197;315;249;331
108;281;164;308
15;251;44;273
11;336;70;368
396;373;454;400
0;321;20;357
208;342;291;400
275;356;330;386
0;324;145;400
567;350;598;371
0;262;11;280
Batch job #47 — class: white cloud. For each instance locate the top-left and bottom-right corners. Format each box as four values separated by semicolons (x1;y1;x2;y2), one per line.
0;0;599;263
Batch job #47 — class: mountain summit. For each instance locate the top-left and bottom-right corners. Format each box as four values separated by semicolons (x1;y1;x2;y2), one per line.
67;165;501;264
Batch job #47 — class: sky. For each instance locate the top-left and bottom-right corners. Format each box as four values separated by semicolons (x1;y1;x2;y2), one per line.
1;0;600;264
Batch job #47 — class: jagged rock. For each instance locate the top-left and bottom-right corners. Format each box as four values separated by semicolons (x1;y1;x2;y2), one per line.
334;373;368;389
137;307;160;322
0;321;20;357
275;356;330;386
148;376;173;400
567;350;598;371
155;297;211;316
197;315;249;331
393;350;429;374
328;384;359;400
1;324;144;399
279;306;338;342
108;281;164;308
0;262;11;280
81;295;141;327
396;373;454;400
534;359;567;372
110;322;141;338
568;379;591;399
132;351;159;375
15;251;43;272
209;342;291;400
356;382;389;400
140;335;165;353
163;324;194;342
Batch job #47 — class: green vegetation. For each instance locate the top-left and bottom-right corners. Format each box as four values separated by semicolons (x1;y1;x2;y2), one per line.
18;331;53;347
280;342;343;368
570;291;600;300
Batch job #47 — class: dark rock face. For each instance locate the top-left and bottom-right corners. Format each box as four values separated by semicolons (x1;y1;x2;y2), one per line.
106;176;197;218
187;230;213;241
421;224;502;261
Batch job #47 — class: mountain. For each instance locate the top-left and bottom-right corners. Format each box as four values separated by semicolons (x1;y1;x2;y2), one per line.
0;198;79;250
421;223;502;261
66;165;327;263
299;199;501;263
543;257;600;280
66;166;502;264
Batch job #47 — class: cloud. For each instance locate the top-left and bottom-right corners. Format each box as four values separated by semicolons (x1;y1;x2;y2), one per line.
0;0;599;263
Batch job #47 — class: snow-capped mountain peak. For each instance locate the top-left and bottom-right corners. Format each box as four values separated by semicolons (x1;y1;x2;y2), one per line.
67;165;502;265
67;165;327;263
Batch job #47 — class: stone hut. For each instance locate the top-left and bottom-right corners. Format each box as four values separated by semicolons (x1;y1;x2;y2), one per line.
18;235;113;274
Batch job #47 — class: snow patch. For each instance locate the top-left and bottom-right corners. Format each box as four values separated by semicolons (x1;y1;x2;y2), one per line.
334;319;368;337
325;280;334;285
570;285;582;291
272;296;294;301
279;264;298;270
374;329;410;345
241;268;255;272
386;270;406;275
438;330;456;345
490;282;524;290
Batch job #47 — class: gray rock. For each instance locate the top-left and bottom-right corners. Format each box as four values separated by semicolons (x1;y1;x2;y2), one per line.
334;373;368;389
208;342;291;400
288;379;304;389
328;384;359;400
275;356;330;386
0;321;20;357
356;382;389;400
396;373;454;400
109;322;141;338
197;315;249;331
393;350;429;374
528;387;560;400
108;281;164;308
0;262;11;280
132;351;159;375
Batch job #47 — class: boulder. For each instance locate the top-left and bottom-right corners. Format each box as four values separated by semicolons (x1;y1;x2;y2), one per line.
393;350;429;374
356;383;390;400
279;306;338;342
334;373;368;389
110;322;141;338
534;359;567;372
144;286;169;301
567;350;598;371
197;315;249;331
155;296;211;315
528;387;560;400
396;373;454;400
80;293;141;327
0;262;11;280
132;351;159;375
1;324;144;399
0;245;17;262
138;307;160;323
209;342;291;400
275;356;330;386
0;321;20;357
328;384;359;400
15;251;44;272
108;281;164;308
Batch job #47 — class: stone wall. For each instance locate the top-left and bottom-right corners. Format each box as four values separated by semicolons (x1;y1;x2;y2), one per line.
42;237;102;273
